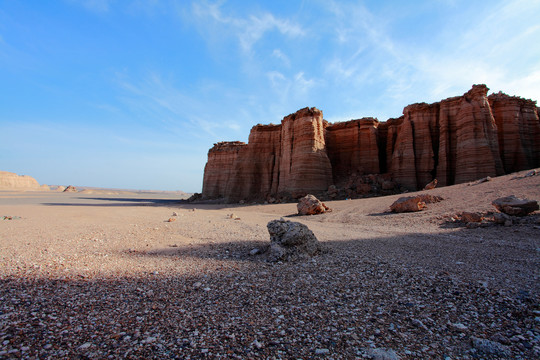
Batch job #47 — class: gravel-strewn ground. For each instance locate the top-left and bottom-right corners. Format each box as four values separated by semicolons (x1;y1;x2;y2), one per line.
1;171;539;359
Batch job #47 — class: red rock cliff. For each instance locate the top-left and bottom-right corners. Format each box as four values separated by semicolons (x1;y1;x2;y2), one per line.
202;85;540;201
326;118;380;186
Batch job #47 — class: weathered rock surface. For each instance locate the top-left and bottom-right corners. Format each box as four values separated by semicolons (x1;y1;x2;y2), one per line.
202;85;540;201
266;219;320;262
492;195;539;216
63;185;78;193
277;108;333;196
326;118;380;186
489;92;540;174
0;171;42;189
297;194;330;215
390;196;427;213
202;141;246;199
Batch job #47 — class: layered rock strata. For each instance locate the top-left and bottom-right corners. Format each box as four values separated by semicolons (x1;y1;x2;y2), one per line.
202;85;540;202
0;171;42;190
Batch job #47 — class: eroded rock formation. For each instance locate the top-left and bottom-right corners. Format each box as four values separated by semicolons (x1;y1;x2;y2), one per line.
202;85;540;202
0;171;42;190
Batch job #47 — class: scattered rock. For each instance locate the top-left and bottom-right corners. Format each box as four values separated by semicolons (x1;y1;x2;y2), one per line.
417;194;444;204
55;185;66;192
297;194;330;215
524;169;538;177
315;348;329;355
327;185;338;198
493;212;511;224
390;196;426;213
172;212;178;216
167;218;176;222
492;195;539;216
63;185;78;192
266;219;320;262
466;222;481;229
249;248;260;256
461;212;484;223
78;342;92;350
187;193;202;202
424;179;438;190
382;181;396;190
471;336;511;357
365;347;400;360
227;213;240;220
477;176;492;184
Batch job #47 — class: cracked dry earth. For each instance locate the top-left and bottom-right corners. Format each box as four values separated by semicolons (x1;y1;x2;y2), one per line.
0;171;539;359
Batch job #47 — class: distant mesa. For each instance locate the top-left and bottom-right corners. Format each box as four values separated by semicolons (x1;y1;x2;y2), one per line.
63;185;78;193
0;171;44;190
202;84;540;202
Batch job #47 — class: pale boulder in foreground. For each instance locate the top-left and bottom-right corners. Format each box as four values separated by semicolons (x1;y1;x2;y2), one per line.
266;219;320;262
297;194;330;215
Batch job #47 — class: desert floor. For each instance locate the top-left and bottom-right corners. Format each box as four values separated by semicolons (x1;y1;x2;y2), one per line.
1;171;539;359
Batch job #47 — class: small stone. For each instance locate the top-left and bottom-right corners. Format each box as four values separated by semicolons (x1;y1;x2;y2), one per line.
471;336;511;357
315;348;329;354
172;212;178;216
78;342;92;350
143;337;157;344
193;282;202;289
249;248;260;256
424;178;437;190
451;323;468;331
461;212;483;223
253;340;263;349
365;347;400;360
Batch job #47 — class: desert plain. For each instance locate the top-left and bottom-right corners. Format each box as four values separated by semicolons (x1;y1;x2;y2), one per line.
0;171;539;359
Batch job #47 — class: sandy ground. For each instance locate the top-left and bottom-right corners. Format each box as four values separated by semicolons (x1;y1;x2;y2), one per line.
0;171;539;359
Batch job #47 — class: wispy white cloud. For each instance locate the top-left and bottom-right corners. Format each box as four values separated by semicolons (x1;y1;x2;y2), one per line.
113;71;245;139
191;1;304;54
318;0;540;119
272;49;290;67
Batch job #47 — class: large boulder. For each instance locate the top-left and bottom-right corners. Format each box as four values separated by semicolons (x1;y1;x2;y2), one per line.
266;219;320;262
297;194;330;215
390;196;427;213
492;195;539;216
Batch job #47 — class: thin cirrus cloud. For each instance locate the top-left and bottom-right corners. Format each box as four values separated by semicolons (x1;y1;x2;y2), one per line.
113;71;245;140
191;1;304;54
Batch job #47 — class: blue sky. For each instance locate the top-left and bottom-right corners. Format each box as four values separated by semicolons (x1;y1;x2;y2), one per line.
1;0;539;192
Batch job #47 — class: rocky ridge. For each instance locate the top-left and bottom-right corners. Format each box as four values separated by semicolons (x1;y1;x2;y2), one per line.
0;171;42;190
202;85;540;202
